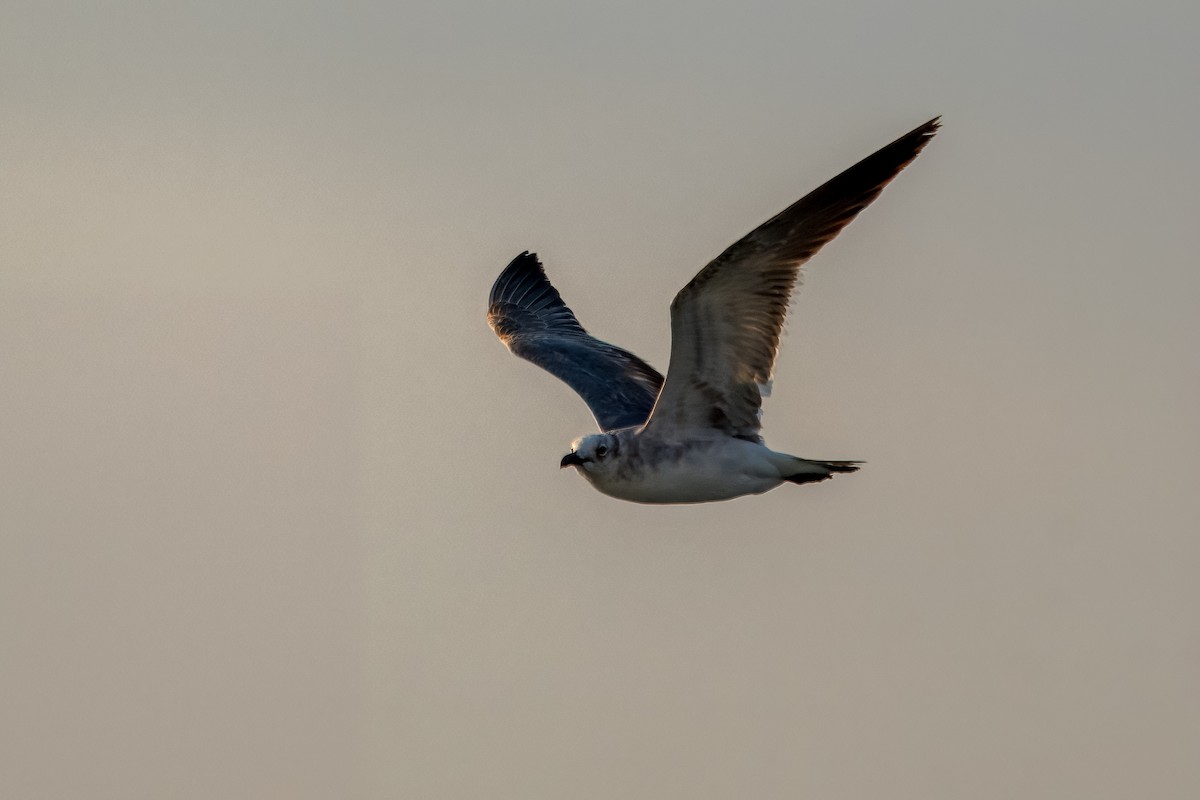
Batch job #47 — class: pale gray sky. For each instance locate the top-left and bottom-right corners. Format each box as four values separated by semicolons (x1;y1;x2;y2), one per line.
2;2;1198;798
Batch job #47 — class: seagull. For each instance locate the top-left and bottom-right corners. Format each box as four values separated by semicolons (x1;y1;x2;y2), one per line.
488;117;938;503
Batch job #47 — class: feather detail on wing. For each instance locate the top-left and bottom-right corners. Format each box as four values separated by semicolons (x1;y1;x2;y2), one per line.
488;252;664;431
644;117;940;441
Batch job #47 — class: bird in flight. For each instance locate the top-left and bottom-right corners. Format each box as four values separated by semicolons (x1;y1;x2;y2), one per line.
488;117;938;503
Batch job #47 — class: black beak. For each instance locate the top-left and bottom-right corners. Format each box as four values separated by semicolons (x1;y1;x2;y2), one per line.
560;452;585;469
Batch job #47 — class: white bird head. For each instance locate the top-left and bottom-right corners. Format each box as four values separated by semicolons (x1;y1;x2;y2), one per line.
560;433;619;474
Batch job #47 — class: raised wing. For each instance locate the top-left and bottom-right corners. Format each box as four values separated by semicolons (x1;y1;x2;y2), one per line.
488;252;664;431
644;117;940;441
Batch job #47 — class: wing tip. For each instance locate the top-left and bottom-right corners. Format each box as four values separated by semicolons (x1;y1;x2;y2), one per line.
884;114;942;166
487;249;594;341
895;115;942;163
489;250;543;302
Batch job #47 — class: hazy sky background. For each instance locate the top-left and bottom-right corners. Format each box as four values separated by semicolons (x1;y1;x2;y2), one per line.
3;1;1198;798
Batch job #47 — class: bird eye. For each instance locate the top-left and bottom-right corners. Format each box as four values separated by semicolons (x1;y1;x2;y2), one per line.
595;445;608;458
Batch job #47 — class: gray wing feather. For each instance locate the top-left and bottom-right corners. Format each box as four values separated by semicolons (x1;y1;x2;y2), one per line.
488;252;664;431
644;117;940;441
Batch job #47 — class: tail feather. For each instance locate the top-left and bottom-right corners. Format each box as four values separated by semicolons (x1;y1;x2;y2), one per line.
782;459;862;485
811;459;862;474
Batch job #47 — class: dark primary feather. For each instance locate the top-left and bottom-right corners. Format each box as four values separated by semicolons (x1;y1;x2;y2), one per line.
487;252;664;431
645;117;940;440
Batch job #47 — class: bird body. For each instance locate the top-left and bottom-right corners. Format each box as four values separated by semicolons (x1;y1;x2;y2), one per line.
561;428;859;504
487;117;939;504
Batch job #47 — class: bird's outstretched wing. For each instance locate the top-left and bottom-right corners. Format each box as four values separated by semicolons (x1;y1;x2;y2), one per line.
488;252;664;431
643;117;940;442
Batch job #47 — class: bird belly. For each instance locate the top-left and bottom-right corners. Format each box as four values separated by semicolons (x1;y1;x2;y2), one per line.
588;439;784;504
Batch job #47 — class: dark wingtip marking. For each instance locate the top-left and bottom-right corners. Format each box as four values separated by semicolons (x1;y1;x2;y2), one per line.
489;251;544;306
487;251;589;339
